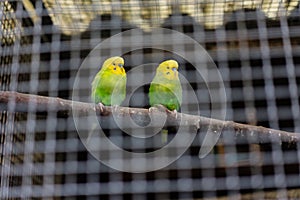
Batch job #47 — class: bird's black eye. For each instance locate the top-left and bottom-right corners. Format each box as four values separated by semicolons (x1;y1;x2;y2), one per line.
167;67;170;69
113;63;116;66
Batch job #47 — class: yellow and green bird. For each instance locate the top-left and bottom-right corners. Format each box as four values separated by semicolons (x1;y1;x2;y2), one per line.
149;60;182;143
91;56;126;110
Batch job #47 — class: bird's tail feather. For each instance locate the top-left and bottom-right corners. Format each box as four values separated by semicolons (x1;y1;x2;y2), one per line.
161;129;168;144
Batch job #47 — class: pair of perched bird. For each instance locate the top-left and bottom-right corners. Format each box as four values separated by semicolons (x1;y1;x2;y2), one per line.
91;56;182;143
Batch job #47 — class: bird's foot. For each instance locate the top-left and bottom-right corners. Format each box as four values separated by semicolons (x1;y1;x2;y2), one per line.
152;104;168;113
166;109;178;119
148;105;168;120
148;104;164;114
149;104;179;119
97;102;105;113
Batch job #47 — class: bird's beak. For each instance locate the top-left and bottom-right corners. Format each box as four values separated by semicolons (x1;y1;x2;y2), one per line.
118;66;125;75
173;67;178;78
174;71;178;78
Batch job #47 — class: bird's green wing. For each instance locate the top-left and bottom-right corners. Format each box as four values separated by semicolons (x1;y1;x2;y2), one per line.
91;70;126;105
149;80;182;111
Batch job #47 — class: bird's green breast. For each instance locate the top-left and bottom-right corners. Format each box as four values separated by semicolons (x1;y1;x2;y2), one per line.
149;76;182;111
91;70;126;105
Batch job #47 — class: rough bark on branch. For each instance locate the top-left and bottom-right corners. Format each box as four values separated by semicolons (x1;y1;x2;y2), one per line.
0;91;299;146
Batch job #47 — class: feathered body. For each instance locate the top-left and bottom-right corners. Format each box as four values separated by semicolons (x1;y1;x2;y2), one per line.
91;56;126;105
149;60;182;143
149;60;182;111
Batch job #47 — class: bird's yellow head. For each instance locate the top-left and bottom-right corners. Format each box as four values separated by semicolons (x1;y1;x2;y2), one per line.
102;56;125;76
156;60;179;80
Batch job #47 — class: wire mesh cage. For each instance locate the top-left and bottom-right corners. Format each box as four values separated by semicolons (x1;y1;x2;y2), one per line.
1;0;300;199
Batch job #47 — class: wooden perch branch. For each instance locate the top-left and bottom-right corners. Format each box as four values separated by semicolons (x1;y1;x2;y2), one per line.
0;91;299;146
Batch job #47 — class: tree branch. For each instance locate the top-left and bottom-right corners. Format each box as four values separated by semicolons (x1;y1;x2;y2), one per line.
0;91;299;146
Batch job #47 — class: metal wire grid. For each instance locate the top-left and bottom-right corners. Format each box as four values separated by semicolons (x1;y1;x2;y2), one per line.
1;0;300;199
